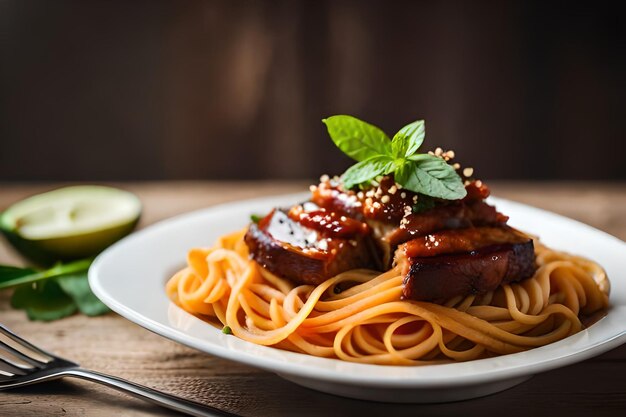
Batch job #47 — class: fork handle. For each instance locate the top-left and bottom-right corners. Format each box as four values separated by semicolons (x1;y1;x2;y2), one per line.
63;368;236;417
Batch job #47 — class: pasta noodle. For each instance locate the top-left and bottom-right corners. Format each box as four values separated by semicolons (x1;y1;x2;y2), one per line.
166;228;610;365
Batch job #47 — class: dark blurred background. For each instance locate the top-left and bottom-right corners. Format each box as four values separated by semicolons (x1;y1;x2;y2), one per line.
1;0;624;182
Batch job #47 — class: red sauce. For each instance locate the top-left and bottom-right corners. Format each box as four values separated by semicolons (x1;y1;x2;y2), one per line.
311;182;362;218
312;176;494;222
401;226;528;258
361;176;418;222
464;181;490;201
288;206;369;238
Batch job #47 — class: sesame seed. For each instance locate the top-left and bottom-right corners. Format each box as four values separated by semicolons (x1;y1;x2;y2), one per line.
448;150;455;159
463;167;474;177
388;185;397;195
381;195;390;203
435;147;443;156
400;192;407;199
309;185;317;192
320;174;330;182
453;163;461;170
412;195;418;203
340;216;347;221
373;202;381;209
357;191;364;199
475;180;483;187
365;197;373;205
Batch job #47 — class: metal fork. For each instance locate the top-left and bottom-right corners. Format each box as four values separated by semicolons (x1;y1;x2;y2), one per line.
0;324;236;416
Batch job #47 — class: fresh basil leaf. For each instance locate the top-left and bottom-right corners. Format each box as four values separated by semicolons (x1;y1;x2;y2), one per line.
11;280;77;321
401;155;467;200
56;273;109;317
323;115;466;201
341;155;394;189
391;120;425;158
323;115;392;162
406;153;432;162
393;160;412;186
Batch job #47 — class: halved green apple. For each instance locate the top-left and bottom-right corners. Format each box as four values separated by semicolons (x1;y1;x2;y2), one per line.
0;186;141;266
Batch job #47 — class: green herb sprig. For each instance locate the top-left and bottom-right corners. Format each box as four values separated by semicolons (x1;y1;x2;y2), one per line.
0;259;109;321
322;115;466;200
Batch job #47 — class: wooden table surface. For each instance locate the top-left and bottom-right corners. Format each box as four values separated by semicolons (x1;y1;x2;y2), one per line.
1;181;625;417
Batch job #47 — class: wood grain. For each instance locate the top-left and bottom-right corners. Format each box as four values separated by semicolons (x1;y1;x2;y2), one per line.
1;181;625;417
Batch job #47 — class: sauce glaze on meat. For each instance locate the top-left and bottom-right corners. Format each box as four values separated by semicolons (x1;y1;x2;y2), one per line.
244;175;537;301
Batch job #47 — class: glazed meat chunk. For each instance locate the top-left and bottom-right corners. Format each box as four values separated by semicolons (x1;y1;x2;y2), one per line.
244;207;377;285
395;227;536;301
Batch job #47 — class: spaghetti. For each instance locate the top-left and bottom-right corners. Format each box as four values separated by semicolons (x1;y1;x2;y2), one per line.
166;228;610;365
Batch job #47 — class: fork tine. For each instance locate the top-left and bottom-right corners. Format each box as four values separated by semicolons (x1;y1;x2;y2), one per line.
0;337;49;368
0;346;35;370
0;325;53;366
0;357;30;376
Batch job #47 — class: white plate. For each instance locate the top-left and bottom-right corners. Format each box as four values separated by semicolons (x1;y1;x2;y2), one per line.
89;194;626;403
